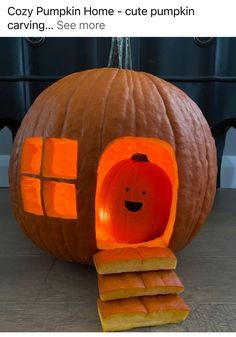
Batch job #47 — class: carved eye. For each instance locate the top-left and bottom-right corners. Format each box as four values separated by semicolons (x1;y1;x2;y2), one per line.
142;190;146;195
125;187;130;192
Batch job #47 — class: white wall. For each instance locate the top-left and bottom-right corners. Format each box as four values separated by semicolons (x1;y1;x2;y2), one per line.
0;127;11;187
221;128;236;188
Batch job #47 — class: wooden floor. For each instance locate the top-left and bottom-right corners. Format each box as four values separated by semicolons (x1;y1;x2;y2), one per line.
0;188;235;332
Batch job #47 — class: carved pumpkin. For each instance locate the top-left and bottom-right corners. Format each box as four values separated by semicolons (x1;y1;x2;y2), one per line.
97;153;172;244
9;39;217;264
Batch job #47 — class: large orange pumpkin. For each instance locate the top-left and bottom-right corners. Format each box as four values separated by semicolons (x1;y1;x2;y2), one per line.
9;42;217;264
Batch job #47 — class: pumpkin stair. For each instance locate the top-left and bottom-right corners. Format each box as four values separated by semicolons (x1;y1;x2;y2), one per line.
98;270;184;301
93;246;189;332
93;246;177;274
97;294;189;332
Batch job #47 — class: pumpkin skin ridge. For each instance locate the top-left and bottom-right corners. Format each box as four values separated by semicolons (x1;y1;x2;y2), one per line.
100;69;131;142
164;85;211;249
177;95;207;244
98;68;120;154
141;72;216;251
132;71;147;137
136;72;176;145
154;81;203;247
132;71;144;136
177;93;210;245
128;71;137;136
186;97;217;243
160;79;216;249
133;72;164;139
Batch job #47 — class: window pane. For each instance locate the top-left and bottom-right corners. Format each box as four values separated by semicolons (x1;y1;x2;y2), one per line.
42;138;78;179
43;181;77;219
21;176;43;215
21;137;43;175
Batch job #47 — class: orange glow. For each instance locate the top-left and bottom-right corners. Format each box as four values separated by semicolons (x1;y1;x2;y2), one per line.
99;208;110;224
20;176;43;215
95;137;179;250
42;138;78;179
21;137;43;175
43;181;77;219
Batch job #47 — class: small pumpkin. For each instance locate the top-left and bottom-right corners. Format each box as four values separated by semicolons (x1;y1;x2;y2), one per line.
97;153;172;244
9;38;217;264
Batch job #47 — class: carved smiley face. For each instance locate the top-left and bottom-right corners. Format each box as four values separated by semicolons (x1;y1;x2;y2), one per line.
124;187;145;212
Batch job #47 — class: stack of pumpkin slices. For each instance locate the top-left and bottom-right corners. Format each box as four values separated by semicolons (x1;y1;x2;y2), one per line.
93;246;189;332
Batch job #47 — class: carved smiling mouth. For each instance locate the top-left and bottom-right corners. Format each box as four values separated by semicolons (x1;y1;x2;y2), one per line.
125;200;143;212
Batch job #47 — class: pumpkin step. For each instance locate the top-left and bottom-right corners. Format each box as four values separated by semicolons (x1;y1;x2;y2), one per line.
98;270;184;301
97;294;190;332
93;246;177;275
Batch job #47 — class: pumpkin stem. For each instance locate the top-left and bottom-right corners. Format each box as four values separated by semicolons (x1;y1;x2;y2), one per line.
131;153;149;162
108;37;132;69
